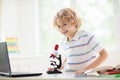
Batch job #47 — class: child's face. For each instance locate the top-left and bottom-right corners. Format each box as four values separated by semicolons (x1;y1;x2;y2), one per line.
58;22;77;40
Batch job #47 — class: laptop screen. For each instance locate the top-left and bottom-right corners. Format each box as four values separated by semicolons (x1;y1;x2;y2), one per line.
0;42;11;73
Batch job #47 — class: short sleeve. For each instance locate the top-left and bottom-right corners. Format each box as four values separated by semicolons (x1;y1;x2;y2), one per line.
88;34;104;53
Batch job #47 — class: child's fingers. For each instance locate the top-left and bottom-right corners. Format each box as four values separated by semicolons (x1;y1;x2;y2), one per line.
48;68;54;71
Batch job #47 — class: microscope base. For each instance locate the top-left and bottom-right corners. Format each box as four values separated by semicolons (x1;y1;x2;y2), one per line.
47;70;62;74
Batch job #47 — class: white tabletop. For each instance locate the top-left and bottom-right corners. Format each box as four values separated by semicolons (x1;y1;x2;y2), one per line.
0;71;120;80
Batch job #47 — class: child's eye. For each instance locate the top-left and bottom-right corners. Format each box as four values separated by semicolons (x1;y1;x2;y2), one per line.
63;23;67;26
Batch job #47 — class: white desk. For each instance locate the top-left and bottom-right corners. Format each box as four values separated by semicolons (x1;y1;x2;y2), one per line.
0;72;120;80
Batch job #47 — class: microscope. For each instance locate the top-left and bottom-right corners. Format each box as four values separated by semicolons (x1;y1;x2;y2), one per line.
47;44;62;74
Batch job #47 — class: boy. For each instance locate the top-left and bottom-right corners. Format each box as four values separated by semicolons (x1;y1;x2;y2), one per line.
49;8;108;75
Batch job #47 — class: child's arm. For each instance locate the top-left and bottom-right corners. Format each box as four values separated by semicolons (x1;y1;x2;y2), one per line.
58;58;67;71
75;49;108;74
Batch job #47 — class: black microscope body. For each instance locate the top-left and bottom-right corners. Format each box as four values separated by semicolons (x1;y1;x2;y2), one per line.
47;45;62;74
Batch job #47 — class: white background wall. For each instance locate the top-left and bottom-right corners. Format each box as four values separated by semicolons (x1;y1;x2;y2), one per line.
100;0;120;67
0;0;43;72
1;0;41;56
114;0;120;50
0;0;120;72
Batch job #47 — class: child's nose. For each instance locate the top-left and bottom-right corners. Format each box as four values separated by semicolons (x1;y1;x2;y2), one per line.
60;28;65;33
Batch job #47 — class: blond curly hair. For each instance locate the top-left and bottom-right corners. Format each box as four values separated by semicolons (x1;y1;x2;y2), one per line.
54;8;81;29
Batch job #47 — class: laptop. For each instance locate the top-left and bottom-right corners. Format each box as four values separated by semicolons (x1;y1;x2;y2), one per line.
0;42;42;77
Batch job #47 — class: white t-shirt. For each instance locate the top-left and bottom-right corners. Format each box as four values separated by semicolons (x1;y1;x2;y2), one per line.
61;31;103;71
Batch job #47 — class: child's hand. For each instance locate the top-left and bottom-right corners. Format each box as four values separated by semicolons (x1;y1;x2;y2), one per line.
75;69;93;75
74;69;85;75
48;68;54;71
